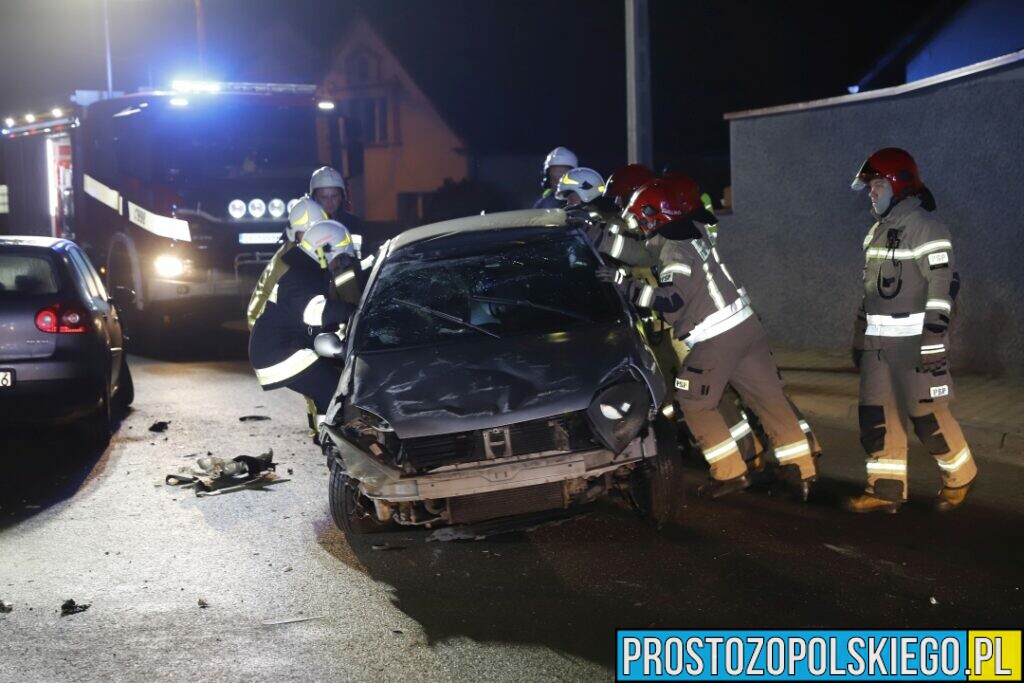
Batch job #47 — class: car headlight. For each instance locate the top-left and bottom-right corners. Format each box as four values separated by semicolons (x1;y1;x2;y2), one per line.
268;198;286;218
154;255;185;278
586;380;651;454
248;198;266;219
228;199;246;219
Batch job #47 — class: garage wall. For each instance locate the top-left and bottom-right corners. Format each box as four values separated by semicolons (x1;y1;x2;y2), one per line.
719;57;1024;376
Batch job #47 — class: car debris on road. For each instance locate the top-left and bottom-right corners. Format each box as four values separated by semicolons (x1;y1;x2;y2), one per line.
0;600;12;613
165;449;288;497
149;421;170;433
60;599;90;616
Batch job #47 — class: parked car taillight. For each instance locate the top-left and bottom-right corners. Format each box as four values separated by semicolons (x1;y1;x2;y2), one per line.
35;304;90;334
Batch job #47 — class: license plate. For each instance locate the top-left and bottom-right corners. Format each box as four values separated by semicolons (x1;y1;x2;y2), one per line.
0;369;14;389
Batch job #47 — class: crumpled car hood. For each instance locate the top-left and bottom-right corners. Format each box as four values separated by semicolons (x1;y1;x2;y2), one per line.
348;323;661;439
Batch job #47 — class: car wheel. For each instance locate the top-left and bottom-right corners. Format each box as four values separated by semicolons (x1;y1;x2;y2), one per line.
114;356;134;412
630;416;686;529
328;461;391;534
79;378;112;450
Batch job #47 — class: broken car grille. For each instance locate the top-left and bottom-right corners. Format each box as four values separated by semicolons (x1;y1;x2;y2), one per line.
400;412;598;471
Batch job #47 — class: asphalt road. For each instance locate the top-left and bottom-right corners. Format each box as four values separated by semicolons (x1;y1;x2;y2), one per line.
1;345;1022;682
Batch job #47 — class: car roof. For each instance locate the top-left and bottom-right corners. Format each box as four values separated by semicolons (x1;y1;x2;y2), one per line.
0;235;75;251
388;209;569;252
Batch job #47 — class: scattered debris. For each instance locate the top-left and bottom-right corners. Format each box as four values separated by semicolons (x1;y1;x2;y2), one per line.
261;615;323;626
427;509;585;541
239;415;271;422
198;598;209;608
60;599;90;616
287;468;294;475
165;450;288;497
0;600;12;613
371;542;405;551
149;421;170;432
824;543;861;558
392;629;404;635
929;596;938;605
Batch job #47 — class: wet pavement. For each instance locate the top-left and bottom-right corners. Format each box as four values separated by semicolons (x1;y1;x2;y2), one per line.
1;347;1021;682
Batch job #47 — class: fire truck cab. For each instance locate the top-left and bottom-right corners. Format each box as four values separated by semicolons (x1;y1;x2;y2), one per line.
3;82;348;348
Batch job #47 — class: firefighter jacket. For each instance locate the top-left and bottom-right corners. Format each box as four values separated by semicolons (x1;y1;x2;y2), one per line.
533;188;565;209
247;239;294;330
249;247;356;389
854;196;958;353
605;223;752;348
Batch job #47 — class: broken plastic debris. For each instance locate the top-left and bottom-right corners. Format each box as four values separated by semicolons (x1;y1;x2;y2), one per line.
239;415;271;422
0;600;12;613
198;598;209;608
60;599;90;616
929;596;938;605
148;421;170;433
261;615;323;626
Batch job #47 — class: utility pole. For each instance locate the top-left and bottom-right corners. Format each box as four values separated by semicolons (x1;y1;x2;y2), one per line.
194;0;207;76
625;0;653;167
102;0;113;95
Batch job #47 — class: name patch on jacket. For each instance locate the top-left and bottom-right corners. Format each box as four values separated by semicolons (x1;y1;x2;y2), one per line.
930;385;950;399
691;239;711;262
675;378;690;391
928;251;950;266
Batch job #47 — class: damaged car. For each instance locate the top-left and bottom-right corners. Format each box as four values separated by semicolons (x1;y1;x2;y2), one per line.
318;209;684;534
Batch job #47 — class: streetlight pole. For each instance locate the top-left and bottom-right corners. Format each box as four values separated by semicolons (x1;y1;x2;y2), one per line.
194;0;207;76
102;0;113;95
625;0;653;167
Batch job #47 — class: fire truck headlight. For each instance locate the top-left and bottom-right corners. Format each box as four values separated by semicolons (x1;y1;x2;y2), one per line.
248;199;266;219
154;255;185;278
268;198;286;218
228;199;246;219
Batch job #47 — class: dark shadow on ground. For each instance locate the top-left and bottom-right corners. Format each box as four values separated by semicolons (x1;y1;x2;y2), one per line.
128;327;249;363
0;411;127;530
314;445;1024;670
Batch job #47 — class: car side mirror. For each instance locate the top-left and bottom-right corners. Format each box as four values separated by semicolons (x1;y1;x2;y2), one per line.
111;285;136;307
314;331;346;358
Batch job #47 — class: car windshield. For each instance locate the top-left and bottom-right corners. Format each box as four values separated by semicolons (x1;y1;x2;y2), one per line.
354;227;623;352
0;253;60;296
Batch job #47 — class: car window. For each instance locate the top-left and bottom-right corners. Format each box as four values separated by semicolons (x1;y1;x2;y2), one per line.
68;248;102;301
0;253;61;295
355;228;623;352
74;248;109;300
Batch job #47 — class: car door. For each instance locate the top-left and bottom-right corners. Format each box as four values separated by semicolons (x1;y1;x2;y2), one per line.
68;246;123;389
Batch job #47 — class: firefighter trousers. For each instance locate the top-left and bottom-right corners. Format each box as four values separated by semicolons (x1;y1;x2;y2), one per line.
858;344;977;501
675;316;816;481
286;358;342;425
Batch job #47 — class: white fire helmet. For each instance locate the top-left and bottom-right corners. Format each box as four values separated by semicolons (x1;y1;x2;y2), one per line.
286;196;328;243
543;146;578;171
299;220;356;269
555;167;606;204
309;166;346;194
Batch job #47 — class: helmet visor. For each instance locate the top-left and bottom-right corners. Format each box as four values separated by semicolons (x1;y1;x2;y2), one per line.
851;159;881;190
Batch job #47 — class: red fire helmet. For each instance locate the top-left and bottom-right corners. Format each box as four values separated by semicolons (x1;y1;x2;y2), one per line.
851;147;924;200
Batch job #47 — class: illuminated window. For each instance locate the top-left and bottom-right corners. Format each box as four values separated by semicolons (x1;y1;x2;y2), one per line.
0;185;8;214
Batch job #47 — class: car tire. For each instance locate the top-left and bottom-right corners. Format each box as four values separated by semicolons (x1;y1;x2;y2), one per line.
114;356;134;412
79;378;112;450
328;461;391;535
630;415;686;529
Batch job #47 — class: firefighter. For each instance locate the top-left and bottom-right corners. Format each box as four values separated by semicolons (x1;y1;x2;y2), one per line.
247;196;327;330
533;146;578;209
248;219;360;428
597;175;818;500
555;167;605;208
845;148;977;513
310;166;365;249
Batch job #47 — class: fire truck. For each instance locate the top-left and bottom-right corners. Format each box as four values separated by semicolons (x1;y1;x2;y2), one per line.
1;81;347;346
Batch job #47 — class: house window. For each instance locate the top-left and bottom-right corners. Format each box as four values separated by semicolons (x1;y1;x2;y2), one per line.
341;98;388;145
0;185;8;214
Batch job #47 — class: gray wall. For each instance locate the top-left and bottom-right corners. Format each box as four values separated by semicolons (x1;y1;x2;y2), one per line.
720;60;1024;376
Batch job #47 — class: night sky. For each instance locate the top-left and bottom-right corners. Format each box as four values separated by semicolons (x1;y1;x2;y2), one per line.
0;0;948;184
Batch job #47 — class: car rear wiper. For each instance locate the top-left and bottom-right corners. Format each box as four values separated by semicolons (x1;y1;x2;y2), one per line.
393;298;501;339
470;295;592;322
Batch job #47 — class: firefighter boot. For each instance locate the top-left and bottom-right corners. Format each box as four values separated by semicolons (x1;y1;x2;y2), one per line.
934;482;972;512
776;464;815;503
698;473;751;499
